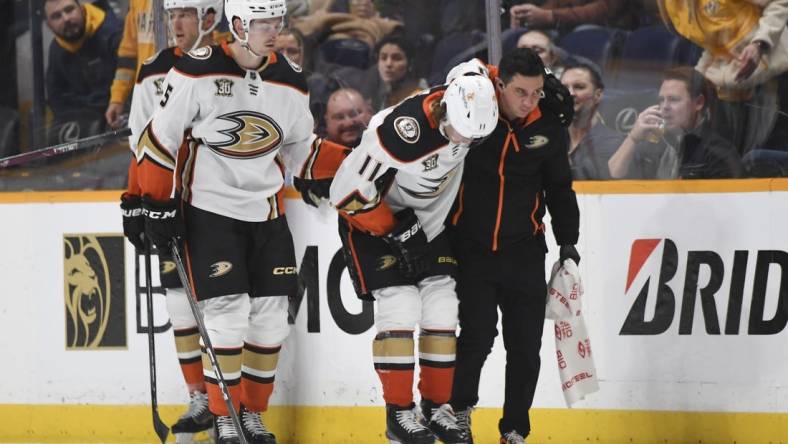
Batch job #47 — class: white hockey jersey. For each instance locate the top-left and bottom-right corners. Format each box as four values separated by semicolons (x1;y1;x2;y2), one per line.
128;46;183;152
135;41;315;222
329;85;469;240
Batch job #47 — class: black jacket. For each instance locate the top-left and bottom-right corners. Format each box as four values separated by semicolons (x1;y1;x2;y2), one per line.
450;106;580;251
46;3;122;119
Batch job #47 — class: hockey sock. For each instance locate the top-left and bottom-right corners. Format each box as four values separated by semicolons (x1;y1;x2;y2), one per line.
174;326;205;392
373;330;415;407
203;345;242;416
417;329;456;404
240;342;281;412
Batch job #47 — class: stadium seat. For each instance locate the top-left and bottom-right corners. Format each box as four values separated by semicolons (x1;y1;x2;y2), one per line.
559;26;625;73
429;31;486;86
611;24;681;91
319;38;372;70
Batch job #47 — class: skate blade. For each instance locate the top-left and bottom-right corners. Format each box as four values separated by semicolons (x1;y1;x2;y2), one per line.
385;430;436;444
175;428;215;444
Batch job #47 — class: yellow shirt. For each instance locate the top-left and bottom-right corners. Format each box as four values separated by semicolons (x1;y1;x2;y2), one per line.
109;0;157;104
663;0;762;58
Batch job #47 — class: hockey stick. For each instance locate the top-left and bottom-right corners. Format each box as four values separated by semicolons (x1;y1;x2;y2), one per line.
171;242;250;444
143;240;171;444
0;127;131;169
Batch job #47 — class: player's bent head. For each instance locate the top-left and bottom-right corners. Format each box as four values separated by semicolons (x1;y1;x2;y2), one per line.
442;74;499;144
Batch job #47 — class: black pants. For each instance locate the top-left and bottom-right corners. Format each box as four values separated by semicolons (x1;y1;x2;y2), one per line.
450;237;547;437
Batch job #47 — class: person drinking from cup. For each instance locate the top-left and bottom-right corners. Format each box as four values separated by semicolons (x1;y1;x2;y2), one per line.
608;67;743;179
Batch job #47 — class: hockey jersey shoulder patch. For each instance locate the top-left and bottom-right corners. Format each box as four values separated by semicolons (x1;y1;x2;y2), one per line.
376;89;447;163
137;47;180;83
258;51;308;95
174;44;244;78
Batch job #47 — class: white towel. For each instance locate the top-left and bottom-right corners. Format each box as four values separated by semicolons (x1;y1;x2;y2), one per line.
546;259;599;406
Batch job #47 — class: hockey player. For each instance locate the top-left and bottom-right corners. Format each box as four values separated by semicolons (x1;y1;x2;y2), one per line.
130;0;314;442
328;73;499;444
119;0;222;440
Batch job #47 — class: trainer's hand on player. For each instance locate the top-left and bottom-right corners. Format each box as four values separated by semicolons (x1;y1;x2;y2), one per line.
141;196;184;249
120;193;146;251
105;102;125;128
384;208;431;278
735;41;765;82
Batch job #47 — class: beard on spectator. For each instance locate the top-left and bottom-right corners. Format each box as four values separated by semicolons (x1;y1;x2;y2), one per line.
58;19;85;41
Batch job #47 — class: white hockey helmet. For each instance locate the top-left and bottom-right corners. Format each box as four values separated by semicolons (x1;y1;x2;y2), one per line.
446;58;490;84
225;0;286;45
164;0;224;52
442;74;499;140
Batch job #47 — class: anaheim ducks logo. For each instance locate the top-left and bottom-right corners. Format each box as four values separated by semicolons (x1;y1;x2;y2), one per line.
208;111;283;159
160;260;176;275
376;255;398;271
209;261;233;278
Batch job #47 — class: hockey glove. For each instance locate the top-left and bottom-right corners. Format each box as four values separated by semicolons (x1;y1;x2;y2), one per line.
120;193;145;251
293;176;332;207
559;244;581;265
142;196;184;250
540;69;574;127
383;208;431;278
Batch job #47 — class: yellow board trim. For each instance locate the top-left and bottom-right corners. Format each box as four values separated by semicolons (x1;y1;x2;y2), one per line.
2;178;788;204
1;405;786;443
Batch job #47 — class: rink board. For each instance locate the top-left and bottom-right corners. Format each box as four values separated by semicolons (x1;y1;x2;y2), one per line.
0;179;787;443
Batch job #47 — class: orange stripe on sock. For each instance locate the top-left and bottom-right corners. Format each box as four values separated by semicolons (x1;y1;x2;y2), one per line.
377;369;414;407
242;378;275;413
418;366;454;404
206;381;241;416
180;361;205;392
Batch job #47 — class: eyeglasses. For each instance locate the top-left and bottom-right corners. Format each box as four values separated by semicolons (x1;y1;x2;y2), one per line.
249;18;285;34
513;88;546;101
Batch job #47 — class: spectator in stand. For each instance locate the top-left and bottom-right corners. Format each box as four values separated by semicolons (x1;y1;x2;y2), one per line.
561;60;623;179
507;0;639;35
517;30;566;78
104;0;166;128
44;0;122;124
657;0;788;155
608;67;743;179
323;88;373;147
292;0;402;50
275;26;306;67
337;34;427;111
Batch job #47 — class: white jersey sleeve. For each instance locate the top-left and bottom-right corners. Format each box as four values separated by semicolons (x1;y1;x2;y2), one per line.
278;91;316;176
139;68;199;171
329;111;396;215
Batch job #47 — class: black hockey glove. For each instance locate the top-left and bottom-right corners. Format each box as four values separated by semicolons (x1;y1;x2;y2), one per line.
120;193;145;251
383;208;431;278
293;176;332;207
142;196;184;250
559;244;581;265
541;69;574;127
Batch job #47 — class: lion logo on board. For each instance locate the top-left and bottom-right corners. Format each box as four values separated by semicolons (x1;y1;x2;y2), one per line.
207;111;283;159
394;116;420;144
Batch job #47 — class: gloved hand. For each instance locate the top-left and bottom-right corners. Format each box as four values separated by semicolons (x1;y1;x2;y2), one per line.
383;208;431;278
142;196;184;250
120;193;145;251
540;69;574;127
559;244;581;265
293;176;332;207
